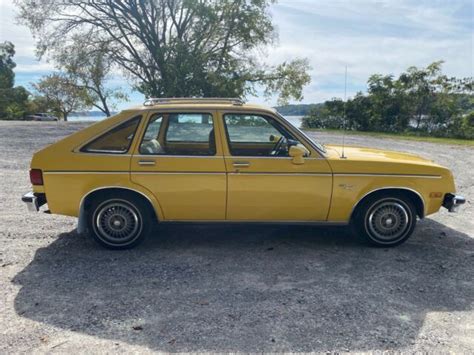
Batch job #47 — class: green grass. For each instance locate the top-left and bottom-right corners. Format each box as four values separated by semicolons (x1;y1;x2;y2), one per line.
304;128;474;147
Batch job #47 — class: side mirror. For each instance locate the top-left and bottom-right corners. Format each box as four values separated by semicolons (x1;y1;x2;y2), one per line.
289;145;308;165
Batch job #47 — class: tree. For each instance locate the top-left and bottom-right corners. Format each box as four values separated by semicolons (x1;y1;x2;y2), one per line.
3;86;30;119
0;41;30;119
398;61;444;130
53;38;127;116
26;95;51;115
33;74;89;121
302;61;473;139
16;0;311;104
302;98;345;129
346;93;373;131
0;41;16;89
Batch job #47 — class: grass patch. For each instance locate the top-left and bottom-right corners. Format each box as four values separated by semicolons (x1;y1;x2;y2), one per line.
304;128;474;146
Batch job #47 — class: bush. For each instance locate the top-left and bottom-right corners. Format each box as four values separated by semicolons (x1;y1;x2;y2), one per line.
302;113;345;129
426;112;474;140
302;99;346;129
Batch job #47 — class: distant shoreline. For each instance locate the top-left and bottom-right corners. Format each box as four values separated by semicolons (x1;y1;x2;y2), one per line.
2;115;305;127
67;114;305;127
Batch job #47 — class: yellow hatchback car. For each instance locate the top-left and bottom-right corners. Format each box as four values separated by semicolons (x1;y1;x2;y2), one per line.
22;98;464;249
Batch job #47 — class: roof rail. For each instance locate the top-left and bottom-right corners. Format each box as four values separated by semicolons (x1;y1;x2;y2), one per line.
143;97;244;106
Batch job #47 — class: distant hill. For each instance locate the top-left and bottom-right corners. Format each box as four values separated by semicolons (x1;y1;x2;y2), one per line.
274;103;324;116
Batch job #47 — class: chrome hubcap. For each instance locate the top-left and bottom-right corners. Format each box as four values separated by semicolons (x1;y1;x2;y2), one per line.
367;201;409;241
95;201;141;244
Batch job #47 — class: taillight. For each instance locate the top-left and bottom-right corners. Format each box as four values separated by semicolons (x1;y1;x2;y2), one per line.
30;169;43;185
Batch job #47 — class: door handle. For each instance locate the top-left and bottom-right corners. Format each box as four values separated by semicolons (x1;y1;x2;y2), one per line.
233;161;250;168
138;160;156;166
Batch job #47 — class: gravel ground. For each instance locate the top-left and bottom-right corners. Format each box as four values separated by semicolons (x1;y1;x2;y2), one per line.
0;121;473;353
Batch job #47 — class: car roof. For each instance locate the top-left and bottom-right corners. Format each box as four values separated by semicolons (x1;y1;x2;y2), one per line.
121;98;276;114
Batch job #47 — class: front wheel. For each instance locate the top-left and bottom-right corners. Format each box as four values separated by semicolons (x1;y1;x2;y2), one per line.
352;194;417;247
87;194;151;249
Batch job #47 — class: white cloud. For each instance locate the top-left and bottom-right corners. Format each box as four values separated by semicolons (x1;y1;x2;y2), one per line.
274;0;470;35
13;61;55;73
1;1;30;52
0;0;50;71
254;0;473;104
1;0;472;107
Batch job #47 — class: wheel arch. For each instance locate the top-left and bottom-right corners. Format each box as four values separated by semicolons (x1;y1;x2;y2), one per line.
77;186;161;235
350;187;425;221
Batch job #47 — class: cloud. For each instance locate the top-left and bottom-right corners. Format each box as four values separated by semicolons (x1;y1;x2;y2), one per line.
13;57;55;73
255;0;473;104
0;1;36;58
1;0;472;108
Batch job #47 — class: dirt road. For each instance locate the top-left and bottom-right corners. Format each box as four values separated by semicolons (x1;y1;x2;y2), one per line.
0;121;472;353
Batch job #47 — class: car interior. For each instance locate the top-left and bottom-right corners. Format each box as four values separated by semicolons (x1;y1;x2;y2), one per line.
82;112;299;157
139;112;297;157
139;113;216;156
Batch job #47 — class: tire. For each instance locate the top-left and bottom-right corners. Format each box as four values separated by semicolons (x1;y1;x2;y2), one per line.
87;192;152;249
352;193;417;247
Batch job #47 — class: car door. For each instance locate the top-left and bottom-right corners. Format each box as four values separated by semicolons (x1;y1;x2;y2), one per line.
221;111;333;221
130;110;227;220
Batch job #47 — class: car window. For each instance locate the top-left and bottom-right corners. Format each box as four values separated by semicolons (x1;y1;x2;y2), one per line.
167;113;213;142
143;115;163;141
81;116;141;154
225;114;282;143
139;113;216;156
223;113;297;156
139;114;164;155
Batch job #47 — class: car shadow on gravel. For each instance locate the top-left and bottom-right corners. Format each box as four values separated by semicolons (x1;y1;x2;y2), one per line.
12;219;474;352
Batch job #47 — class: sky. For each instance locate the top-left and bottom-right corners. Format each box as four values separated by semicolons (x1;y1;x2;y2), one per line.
0;0;472;110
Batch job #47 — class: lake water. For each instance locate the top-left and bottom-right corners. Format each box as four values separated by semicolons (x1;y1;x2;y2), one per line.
69;115;305;128
284;116;304;128
69;115;107;122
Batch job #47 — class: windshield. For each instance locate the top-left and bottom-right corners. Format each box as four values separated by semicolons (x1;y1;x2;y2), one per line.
276;112;327;153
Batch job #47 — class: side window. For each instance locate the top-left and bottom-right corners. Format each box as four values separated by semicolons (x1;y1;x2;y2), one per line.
223;114;296;157
166;113;213;142
81;116;141;154
139;113;216;156
225;114;282;143
139;115;164;154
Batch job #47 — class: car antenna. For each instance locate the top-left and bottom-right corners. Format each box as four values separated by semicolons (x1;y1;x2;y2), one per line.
341;65;348;159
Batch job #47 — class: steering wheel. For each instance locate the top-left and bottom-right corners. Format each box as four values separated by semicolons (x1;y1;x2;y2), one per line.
271;136;287;156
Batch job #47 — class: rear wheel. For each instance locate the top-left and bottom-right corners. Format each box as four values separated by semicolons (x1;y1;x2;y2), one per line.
87;193;152;249
352;194;417;247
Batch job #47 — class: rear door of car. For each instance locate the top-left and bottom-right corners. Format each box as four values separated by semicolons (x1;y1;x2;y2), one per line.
130;109;227;220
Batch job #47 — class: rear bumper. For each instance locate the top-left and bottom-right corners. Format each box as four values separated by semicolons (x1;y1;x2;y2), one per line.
22;192;46;212
442;193;466;213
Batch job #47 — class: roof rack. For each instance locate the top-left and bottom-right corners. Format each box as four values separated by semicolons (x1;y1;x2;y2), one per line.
143;97;244;106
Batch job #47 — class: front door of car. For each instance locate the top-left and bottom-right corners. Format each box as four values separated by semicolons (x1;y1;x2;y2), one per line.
130;110;227;220
221;112;333;221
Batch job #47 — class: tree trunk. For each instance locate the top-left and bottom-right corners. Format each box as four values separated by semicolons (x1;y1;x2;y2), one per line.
98;94;111;117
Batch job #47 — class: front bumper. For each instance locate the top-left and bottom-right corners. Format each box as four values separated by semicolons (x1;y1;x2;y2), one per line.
442;193;466;213
22;192;46;212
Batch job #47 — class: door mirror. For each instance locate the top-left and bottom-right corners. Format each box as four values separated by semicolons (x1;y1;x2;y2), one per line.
289;145;307;165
